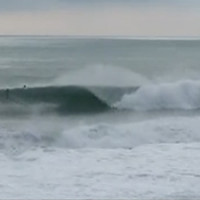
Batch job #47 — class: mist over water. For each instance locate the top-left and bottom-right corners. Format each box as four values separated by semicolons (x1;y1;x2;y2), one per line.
53;64;150;87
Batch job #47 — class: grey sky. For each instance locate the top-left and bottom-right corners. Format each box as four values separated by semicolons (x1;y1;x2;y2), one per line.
0;0;199;36
0;0;199;11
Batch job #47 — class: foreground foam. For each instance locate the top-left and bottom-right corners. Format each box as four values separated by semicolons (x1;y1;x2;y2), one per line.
1;116;200;153
61;116;200;148
1;143;200;199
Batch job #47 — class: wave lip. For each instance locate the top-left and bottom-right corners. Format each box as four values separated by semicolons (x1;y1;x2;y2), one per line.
115;80;200;111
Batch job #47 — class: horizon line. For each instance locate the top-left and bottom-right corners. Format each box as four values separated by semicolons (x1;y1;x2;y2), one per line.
0;35;200;40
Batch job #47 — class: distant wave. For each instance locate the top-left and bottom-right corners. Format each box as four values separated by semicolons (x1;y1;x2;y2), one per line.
115;80;200;111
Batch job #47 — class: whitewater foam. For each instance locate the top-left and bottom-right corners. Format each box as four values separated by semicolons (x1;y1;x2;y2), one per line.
61;116;200;149
1;116;200;153
115;80;200;111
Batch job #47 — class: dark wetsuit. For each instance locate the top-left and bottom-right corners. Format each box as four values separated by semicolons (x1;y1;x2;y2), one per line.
5;89;9;100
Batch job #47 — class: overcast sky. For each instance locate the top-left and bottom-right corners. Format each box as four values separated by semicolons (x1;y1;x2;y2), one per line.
0;0;200;36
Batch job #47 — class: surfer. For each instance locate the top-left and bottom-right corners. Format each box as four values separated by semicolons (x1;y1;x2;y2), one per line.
5;89;9;100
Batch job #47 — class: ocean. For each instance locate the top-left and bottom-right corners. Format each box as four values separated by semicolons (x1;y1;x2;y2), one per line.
1;36;200;199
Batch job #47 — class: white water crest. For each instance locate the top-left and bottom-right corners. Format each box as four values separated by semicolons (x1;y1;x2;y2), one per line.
115;80;200;111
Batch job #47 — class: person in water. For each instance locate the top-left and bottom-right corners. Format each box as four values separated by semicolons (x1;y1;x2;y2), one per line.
5;86;26;101
5;89;9;100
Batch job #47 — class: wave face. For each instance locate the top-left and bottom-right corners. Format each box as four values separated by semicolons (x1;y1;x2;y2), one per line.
0;86;110;115
115;80;200;111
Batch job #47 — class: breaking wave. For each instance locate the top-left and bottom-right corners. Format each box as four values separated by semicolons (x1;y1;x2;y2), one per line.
0;85;137;116
115;80;200;111
2;80;200;115
0;86;110;115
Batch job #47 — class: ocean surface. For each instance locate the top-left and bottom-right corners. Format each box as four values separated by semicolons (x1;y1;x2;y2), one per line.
1;36;200;199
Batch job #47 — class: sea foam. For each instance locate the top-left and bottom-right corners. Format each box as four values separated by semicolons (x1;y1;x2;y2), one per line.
115;80;200;111
1;116;200;152
60;117;200;149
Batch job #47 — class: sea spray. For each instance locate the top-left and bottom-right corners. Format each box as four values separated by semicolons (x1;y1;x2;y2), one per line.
115;80;200;111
